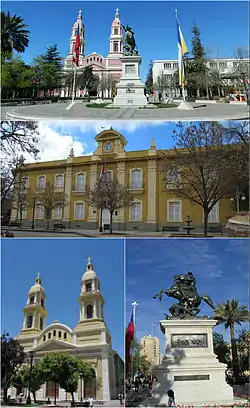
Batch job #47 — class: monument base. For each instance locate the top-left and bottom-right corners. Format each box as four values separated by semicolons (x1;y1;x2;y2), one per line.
147;319;234;406
177;101;194;110
112;55;147;107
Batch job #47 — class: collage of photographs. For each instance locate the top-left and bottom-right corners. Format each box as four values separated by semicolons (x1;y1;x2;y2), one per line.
0;1;249;408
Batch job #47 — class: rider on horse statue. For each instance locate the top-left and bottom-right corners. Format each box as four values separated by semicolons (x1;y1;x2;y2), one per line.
122;25;138;56
154;272;215;319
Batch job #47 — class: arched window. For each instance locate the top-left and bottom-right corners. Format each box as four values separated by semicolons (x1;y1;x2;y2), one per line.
23;177;29;189
48;332;51;339
43;335;46;341
114;28;118;35
30;296;35;305
131;169;143;189
130;200;142;221
75;173;86;191
27;315;33;328
40;317;43;330
86;304;93;319
41;298;44;307
86;282;92;292
114;42;119;52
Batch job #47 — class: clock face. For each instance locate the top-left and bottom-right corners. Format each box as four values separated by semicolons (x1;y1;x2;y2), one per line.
104;142;113;152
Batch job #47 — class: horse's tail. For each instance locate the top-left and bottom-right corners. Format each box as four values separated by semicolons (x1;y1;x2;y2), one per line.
202;294;215;309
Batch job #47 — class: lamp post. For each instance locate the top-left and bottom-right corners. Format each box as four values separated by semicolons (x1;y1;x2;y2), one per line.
26;351;34;404
230;185;246;213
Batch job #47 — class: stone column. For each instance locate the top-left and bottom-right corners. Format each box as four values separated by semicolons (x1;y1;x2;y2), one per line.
23;315;27;329
117;160;125;224
101;352;110;401
93;301;97;318
63;166;72;225
88;163;98;225
147;158;157;230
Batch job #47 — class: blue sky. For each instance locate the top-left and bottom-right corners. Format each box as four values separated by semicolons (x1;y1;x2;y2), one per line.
126;238;249;354
2;1;248;80
1;238;125;359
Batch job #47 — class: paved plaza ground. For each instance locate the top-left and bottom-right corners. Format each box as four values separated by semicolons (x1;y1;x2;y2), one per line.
1;227;230;238
2;101;248;121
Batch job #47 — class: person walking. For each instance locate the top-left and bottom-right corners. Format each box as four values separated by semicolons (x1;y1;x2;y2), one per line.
167;390;175;407
118;392;123;405
88;396;93;407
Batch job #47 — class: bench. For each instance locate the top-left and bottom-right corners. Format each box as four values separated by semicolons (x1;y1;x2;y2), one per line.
72;402;90;407
53;223;65;230
103;224;110;232
162;225;180;234
207;225;223;234
9;221;21;227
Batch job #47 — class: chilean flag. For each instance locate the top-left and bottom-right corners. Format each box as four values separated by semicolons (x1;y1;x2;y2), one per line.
73;23;80;66
100;158;106;181
125;311;134;375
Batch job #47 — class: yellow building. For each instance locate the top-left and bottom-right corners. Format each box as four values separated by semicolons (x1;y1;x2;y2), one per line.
11;128;236;232
140;335;160;366
9;258;124;402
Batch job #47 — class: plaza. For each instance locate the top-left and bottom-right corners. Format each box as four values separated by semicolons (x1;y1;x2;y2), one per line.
3;100;249;121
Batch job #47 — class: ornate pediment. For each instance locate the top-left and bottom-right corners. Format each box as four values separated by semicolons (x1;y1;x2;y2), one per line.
95;129;127;145
34;339;76;353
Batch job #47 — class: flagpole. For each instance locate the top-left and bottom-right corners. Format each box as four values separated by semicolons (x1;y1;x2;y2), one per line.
72;65;77;104
175;8;186;102
131;301;138;381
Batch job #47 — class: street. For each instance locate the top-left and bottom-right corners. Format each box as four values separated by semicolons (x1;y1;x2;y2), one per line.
1;230;87;238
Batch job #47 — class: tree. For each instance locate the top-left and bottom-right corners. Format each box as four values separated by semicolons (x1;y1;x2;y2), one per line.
236;330;250;373
34;45;63;97
0;121;39;157
185;24;207;97
78;66;98;95
145;60;154;94
213;332;230;364
160;121;248;236
129;339;151;377
1;58;33;98
89;174;133;234
1;334;26;404
28;182;66;229
213;299;249;382
154;72;168;95
1;11;29;60
12;362;45;403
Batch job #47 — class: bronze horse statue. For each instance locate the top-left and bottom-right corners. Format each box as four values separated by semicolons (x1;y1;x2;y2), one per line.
153;273;215;319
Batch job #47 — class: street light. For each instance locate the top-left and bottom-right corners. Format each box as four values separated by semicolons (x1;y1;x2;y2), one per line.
26;351;35;404
230;186;246;213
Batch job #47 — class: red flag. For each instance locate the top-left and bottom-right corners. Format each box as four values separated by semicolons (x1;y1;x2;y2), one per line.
73;23;80;66
100;158;106;181
125;311;134;375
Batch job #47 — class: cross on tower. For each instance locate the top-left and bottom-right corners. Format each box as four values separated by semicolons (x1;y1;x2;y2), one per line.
87;257;92;264
116;8;119;14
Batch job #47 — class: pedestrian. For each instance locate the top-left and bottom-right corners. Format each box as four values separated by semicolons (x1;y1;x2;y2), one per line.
88;396;93;407
167;390;175;407
118;392;123;405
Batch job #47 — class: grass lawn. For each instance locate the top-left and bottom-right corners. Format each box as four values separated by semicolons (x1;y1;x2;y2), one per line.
139;103;178;109
86;103;109;108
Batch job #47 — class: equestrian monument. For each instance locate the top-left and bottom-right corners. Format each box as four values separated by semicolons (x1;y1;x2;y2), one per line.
147;272;234;406
111;25;147;107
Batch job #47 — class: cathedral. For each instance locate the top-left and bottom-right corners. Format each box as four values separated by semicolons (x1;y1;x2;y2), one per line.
8;258;124;402
60;8;123;98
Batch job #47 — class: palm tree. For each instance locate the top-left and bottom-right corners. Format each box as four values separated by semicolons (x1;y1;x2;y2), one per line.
1;11;30;59
213;299;249;381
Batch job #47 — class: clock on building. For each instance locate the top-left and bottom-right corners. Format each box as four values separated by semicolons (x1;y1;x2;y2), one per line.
103;142;113;152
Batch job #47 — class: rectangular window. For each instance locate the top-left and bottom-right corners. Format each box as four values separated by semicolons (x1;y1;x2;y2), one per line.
131;170;143;189
53;204;62;219
75;202;85;220
233;62;238;69
164;63;172;69
37;176;45;189
208;203;219;222
209;62;218;69
167;167;181;184
21;205;27;219
75;173;86;191
23;177;29;189
173;63;178;69
55;175;64;188
35;203;44;219
168;201;181;222
219;62;227;69
130;202;142;221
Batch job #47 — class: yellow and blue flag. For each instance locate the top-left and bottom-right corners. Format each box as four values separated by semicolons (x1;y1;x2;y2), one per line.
176;10;188;87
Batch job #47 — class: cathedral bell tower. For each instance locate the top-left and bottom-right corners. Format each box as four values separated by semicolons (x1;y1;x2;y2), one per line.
108;8;123;57
74;258;112;347
68;10;85;64
18;273;48;338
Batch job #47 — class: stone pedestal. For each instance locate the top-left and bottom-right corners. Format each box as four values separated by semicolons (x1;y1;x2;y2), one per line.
149;319;234;406
112;55;147;107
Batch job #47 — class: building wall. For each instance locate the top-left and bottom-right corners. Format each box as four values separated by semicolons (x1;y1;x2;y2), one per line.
140;335;160;366
12;131;236;232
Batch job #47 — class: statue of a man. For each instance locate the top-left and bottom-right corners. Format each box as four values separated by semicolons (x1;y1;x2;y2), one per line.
122;25;138;56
